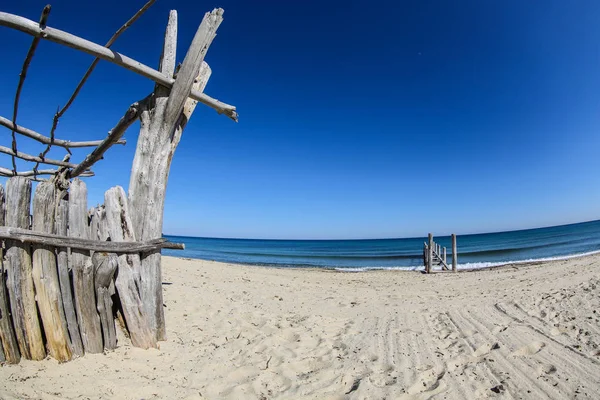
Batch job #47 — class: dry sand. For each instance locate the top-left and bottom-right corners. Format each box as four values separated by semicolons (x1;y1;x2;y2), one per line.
1;254;599;399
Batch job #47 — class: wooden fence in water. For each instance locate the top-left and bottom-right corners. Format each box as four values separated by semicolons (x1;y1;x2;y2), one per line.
0;2;237;363
423;233;458;273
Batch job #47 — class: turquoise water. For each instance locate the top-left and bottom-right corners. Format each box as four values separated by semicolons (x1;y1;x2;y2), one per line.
163;220;600;271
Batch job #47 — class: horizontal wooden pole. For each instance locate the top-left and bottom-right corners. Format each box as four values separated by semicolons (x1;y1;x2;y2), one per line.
0;116;126;148
0;145;83;169
0;226;184;253
0;12;238;122
0;167;93;178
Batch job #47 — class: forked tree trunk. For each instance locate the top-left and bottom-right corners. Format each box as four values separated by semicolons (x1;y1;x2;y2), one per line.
128;8;222;341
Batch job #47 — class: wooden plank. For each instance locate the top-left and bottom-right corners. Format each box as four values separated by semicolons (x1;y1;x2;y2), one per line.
4;177;45;360
69;179;103;354
0;12;238;121
452;234;458;272
0;116;126;148
0;184;20;364
31;182;72;362
427;233;433;273
128;9;219;341
0;226;183;252
55;195;84;357
104;186;157;349
92;252;118;350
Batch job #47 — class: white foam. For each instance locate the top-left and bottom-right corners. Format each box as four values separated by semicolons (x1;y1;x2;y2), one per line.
333;249;600;272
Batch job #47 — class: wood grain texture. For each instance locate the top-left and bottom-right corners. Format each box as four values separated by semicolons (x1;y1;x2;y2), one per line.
0;184;20;364
105;186;156;349
129;63;212;341
31;182;72;362
69;179;103;354
92;252;118;350
4;177;45;360
55;195;84;357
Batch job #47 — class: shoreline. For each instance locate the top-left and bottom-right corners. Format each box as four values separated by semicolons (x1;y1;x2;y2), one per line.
168;247;600;274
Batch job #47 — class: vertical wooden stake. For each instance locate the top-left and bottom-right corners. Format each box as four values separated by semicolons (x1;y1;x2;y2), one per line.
55;194;84;357
0;184;20;364
4;177;45;360
69;179;103;353
31;182;72;362
427;233;433;273
452;234;457;272
92;252;118;350
443;247;447;264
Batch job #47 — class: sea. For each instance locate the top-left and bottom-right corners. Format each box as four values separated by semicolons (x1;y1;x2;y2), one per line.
163;220;600;271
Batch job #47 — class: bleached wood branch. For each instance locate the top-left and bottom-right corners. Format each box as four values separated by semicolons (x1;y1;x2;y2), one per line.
0;11;238;121
0;226;184;253
70;100;143;178
0;145;80;169
0;167;93;178
0;116;126;148
9;5;52;174
40;0;157;169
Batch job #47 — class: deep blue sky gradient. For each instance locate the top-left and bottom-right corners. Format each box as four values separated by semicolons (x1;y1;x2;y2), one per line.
1;0;600;239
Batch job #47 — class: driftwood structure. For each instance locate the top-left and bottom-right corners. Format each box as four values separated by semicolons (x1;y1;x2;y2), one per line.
423;233;458;273
0;2;236;363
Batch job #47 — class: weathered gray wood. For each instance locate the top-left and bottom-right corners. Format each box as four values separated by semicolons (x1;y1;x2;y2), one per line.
0;116;126;148
70;101;143;178
0;226;183;252
0;166;93;178
31;182;72;362
128;9;220;341
443;247;447;264
4;177;45;360
130;62;213;341
427;233;433;273
92;252;118;350
55;195;84;357
155;10;177;99
0;145;82;168
105;186;157;349
0;12;238;121
452;234;458;272
69;179;103;354
0;185;20;364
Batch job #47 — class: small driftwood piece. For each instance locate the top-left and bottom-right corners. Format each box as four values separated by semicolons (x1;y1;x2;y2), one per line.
55;195;84;357
69;179;103;354
31;182;72;362
92;252;118;350
0;116;127;148
0;226;183;252
0;145;81;168
0;166;93;178
0;11;238;121
0;185;20;364
104;186;156;349
129;8;221;342
4;177;45;360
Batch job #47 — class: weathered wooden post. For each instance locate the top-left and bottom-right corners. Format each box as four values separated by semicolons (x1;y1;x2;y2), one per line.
443;247;447;264
427;233;433;273
128;9;223;341
452;233;457;272
0;185;20;364
4;177;45;360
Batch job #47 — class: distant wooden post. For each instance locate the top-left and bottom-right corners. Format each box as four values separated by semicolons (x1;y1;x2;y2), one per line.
452;234;457;272
427;233;433;273
443;247;447;264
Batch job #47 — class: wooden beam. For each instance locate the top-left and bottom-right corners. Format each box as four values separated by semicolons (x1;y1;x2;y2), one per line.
427;233;433;273
0;11;238;121
0;145;80;169
0;166;93;178
0;116;126;148
0;226;184;252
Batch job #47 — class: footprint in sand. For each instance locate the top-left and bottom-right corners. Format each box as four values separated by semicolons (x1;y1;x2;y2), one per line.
513;341;545;356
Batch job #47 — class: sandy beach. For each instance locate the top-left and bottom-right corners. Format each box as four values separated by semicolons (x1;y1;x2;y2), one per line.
1;254;599;399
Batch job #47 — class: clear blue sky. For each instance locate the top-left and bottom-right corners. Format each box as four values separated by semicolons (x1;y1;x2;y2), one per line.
1;0;600;239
